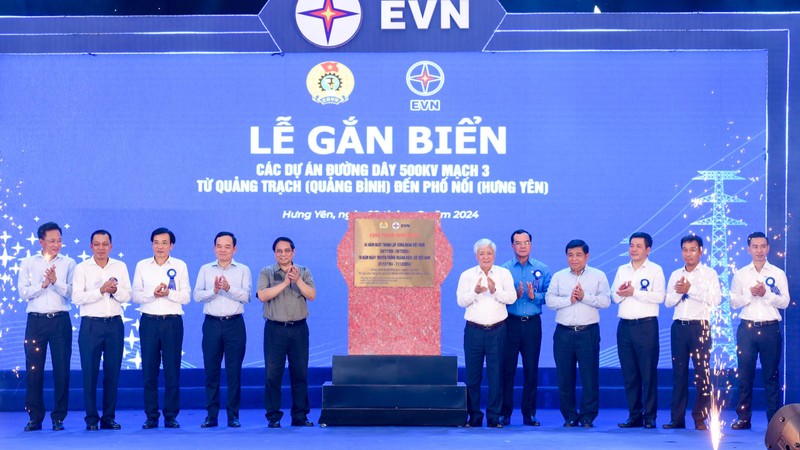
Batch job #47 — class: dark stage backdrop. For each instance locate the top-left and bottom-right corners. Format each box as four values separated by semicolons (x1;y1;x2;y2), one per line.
0;2;789;382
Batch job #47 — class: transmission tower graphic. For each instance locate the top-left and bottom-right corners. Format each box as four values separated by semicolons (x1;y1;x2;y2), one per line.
691;170;746;369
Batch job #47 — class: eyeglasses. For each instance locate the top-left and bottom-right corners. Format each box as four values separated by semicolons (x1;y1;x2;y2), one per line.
513;241;531;247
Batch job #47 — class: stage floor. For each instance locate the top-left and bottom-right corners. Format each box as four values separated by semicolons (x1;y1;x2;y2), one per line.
0;409;765;449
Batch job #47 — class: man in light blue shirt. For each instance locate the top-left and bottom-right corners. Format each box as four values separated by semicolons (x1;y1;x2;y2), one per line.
546;239;610;428
18;222;76;432
195;231;251;429
499;229;551;427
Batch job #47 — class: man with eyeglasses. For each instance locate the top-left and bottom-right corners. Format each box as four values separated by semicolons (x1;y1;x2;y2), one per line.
132;227;191;430
18;222;76;432
257;237;316;429
499;229;551;426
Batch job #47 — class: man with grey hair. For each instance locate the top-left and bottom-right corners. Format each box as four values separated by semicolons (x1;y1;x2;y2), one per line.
457;238;516;428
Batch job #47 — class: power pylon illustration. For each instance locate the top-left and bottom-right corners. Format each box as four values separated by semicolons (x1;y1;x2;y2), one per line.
691;170;746;369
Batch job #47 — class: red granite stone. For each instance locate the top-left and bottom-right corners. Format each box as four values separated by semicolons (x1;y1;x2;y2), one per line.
338;212;452;355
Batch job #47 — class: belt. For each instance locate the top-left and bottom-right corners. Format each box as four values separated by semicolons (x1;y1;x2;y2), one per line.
675;319;708;326
557;323;597;332
83;316;122;322
466;320;505;330
29;311;68;318
742;319;779;327
206;314;242;321
142;313;181;320
507;314;540;322
268;318;306;327
619;316;657;324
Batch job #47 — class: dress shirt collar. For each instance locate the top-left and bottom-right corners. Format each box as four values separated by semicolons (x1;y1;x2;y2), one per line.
627;258;651;271
570;268;586;277
34;252;65;263
147;256;176;266
213;259;240;269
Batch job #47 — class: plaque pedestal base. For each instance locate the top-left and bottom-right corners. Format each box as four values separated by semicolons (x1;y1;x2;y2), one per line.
318;355;467;427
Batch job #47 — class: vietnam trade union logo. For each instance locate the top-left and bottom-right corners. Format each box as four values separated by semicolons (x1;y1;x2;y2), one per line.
307;61;355;105
406;61;445;96
295;0;362;48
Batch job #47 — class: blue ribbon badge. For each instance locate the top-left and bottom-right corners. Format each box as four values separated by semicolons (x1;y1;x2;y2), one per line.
110;277;117;299
532;269;543;292
680;293;688;302
167;269;177;290
640;279;650;292
765;277;781;295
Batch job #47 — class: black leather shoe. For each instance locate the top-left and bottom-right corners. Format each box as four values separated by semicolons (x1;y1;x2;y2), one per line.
662;422;686;429
731;419;751;430
228;419;241;428
201;417;218;428
164;419;180;429
563;419;580;428
618;418;643;428
100;420;121;430
644;420;656;429
52;420;65;431
24;421;42;432
487;420;503;428
142;419;158;429
291;419;314;427
695;421;708;431
268;420;281;429
582;420;594;428
523;416;541;426
86;423;99;431
500;416;511;426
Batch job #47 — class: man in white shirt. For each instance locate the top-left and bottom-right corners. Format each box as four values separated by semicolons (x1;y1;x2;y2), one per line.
611;232;665;429
662;235;721;430
546;239;610;428
132;227;191;430
456;239;516;428
72;229;132;431
194;232;251;429
729;232;790;430
17;222;76;432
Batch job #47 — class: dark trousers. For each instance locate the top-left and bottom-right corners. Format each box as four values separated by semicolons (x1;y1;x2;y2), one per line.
79;316;123;425
140;314;184;421
617;318;659;422
24;312;72;423
735;321;782;422
264;320;309;422
553;323;600;424
669;320;711;425
464;321;506;424
202;315;246;421
501;314;542;419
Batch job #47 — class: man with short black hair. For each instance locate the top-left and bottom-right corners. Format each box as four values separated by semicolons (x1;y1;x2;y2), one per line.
18;222;76;432
612;232;665;429
663;235;721;430
133;227;191;430
195;231;251;429
730;232;790;430
72;229;131;431
500;229;551;427
257;237;316;429
546;239;610;428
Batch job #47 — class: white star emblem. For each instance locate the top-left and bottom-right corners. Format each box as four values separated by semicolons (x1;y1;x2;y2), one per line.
124;329;140;349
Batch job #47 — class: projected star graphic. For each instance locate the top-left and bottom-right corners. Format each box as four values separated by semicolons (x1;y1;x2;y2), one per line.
298;0;358;44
